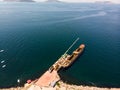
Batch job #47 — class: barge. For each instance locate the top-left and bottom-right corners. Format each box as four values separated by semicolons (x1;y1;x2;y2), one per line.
62;44;85;68
49;38;85;72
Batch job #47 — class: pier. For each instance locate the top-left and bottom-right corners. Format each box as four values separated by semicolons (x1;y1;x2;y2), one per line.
27;38;85;90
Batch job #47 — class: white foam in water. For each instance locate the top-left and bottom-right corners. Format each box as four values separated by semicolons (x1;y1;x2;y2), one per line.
1;60;5;63
0;50;4;52
72;11;106;20
53;11;107;23
2;65;6;68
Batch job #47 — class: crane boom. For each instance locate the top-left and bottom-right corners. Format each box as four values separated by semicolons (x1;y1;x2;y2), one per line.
63;37;79;55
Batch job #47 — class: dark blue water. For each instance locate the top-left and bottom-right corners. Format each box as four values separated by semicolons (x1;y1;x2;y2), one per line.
0;2;120;88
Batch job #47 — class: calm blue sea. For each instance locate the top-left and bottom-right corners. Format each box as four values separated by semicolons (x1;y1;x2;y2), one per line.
0;2;120;88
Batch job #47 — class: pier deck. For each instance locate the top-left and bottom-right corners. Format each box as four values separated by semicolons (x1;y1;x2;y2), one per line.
35;70;60;87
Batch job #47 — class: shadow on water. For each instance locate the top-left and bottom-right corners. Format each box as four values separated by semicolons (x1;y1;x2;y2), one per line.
0;50;120;88
58;51;120;88
58;68;120;88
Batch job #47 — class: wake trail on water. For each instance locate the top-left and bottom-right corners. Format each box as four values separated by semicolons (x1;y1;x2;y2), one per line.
48;11;107;24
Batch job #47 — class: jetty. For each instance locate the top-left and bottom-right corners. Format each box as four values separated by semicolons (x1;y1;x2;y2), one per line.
49;43;85;72
27;38;85;90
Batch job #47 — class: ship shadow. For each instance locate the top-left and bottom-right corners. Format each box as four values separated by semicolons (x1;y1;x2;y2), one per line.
58;49;120;88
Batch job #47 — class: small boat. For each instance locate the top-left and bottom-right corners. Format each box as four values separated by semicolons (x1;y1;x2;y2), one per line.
1;60;5;63
0;50;4;52
2;65;6;68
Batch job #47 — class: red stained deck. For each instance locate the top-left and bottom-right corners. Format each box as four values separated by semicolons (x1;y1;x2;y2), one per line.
35;70;60;87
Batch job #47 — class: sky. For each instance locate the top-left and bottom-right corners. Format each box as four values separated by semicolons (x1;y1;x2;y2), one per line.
33;0;120;4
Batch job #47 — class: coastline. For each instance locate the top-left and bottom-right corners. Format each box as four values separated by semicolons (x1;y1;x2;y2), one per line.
0;45;120;90
0;81;120;90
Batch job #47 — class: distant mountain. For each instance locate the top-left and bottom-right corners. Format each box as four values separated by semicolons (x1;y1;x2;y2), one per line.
3;0;63;3
4;0;34;2
95;1;112;4
45;0;61;3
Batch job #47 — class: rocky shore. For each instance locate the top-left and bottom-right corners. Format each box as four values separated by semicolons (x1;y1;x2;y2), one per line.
0;81;120;90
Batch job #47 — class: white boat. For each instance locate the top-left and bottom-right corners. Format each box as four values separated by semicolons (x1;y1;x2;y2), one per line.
1;60;5;63
0;50;4;52
2;65;6;68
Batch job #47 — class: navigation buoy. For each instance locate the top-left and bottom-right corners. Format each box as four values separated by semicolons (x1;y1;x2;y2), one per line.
17;79;20;83
27;79;32;84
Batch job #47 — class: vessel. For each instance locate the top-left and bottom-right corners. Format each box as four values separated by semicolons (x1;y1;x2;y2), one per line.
49;38;85;72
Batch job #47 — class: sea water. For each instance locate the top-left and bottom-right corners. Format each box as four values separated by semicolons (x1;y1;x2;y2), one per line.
0;2;120;88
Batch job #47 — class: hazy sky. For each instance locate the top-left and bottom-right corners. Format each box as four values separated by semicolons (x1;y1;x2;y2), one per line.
0;0;119;3
33;0;120;3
